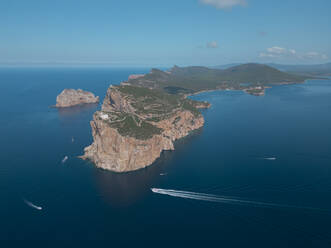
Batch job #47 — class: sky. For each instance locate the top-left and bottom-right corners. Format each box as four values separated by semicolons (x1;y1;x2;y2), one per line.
1;0;330;67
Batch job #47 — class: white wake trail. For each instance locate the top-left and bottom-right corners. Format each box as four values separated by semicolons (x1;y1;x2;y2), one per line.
151;188;325;211
62;156;68;164
260;157;276;160
23;199;42;210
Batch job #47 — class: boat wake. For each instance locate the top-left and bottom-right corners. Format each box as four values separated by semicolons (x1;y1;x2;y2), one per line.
23;199;42;210
62;156;68;164
151;188;325;211
261;157;276;160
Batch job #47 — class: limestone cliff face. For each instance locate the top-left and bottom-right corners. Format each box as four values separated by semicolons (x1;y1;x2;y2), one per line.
81;116;174;172
128;74;145;80
81;85;205;172
101;86;135;113
154;111;204;142
55;89;99;108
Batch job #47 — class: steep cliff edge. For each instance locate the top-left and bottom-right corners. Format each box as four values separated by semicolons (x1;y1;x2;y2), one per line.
55;89;99;107
81;85;207;172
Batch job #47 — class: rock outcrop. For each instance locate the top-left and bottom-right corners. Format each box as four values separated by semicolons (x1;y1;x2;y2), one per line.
55;89;99;108
128;74;145;80
81;85;205;172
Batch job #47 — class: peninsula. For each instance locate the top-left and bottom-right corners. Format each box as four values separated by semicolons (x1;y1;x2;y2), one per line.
80;85;209;172
55;89;99;108
81;63;310;172
127;63;310;96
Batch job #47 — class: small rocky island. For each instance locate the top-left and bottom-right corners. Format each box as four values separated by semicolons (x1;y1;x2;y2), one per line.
55;89;99;107
80;85;209;172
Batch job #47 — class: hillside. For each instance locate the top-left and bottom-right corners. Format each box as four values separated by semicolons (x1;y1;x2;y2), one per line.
81;85;209;172
220;63;308;84
127;63;310;96
268;63;331;76
214;62;331;76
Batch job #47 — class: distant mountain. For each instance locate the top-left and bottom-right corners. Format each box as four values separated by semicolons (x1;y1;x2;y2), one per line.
218;63;308;84
267;63;331;76
213;62;331;76
127;63;310;96
211;63;242;69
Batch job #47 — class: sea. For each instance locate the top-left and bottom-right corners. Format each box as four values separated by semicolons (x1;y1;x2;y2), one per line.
0;67;331;247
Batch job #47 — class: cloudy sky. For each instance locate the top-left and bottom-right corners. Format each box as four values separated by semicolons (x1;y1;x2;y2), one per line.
1;0;330;66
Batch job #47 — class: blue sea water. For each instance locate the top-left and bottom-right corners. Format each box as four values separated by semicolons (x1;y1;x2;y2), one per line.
0;67;331;247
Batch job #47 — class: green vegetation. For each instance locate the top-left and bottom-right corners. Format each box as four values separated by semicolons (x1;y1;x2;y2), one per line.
94;63;315;141
268;62;331;76
98;85;204;140
98;111;162;140
110;114;162;140
163;86;193;94
117;85;180;107
182;99;203;117
116;85;200;120
128;63;311;95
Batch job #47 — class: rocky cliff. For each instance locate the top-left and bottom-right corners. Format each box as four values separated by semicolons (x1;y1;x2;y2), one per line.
81;85;207;172
55;89;99;107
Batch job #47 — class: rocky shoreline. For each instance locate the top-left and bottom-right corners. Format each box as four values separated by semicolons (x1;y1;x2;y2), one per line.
78;63;307;172
80;85;207;172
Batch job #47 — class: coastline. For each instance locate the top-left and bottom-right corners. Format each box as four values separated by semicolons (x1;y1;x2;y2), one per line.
80;84;206;172
81;72;314;172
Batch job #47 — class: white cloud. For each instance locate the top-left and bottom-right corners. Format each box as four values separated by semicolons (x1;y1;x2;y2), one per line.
304;52;328;60
200;0;246;9
206;41;219;48
260;46;297;58
266;46;287;55
259;46;328;61
306;52;319;57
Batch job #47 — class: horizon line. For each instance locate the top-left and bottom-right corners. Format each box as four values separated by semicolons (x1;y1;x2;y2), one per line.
0;61;330;68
